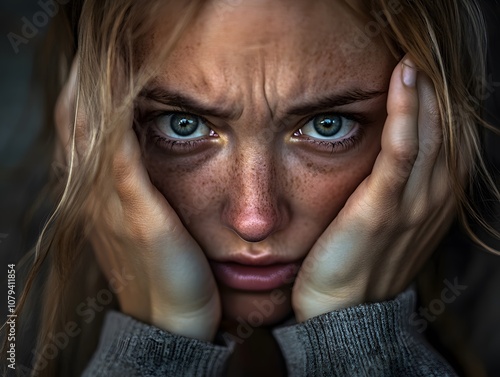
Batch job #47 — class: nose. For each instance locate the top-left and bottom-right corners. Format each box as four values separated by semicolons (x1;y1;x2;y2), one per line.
221;149;285;242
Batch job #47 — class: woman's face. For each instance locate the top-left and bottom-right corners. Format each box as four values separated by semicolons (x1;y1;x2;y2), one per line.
137;0;397;325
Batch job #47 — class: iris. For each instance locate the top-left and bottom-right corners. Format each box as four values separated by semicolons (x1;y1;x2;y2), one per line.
313;115;342;137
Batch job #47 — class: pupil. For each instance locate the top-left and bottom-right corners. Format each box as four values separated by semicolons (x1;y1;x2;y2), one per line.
314;115;341;137
171;114;199;136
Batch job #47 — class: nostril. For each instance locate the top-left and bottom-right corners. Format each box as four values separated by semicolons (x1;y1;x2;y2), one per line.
227;216;279;242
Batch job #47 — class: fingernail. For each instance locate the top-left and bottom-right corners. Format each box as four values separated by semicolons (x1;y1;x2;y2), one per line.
402;59;417;87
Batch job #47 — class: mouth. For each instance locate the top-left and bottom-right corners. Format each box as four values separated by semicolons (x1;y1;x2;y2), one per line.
209;260;301;291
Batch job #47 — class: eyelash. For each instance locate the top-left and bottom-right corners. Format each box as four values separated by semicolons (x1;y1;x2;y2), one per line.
139;109;212;152
300;128;365;154
141;111;368;153
294;112;367;154
146;126;209;151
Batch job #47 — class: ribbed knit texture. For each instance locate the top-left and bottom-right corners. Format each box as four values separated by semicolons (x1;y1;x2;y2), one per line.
82;289;458;376
272;289;457;376
81;311;233;377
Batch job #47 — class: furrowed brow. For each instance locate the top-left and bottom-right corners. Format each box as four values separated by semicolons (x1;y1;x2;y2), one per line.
138;85;238;119
287;89;387;116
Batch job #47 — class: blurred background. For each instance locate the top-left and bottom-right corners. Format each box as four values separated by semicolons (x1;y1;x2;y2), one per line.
0;0;499;376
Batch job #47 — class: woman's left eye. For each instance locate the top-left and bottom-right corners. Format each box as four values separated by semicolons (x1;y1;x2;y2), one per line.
295;114;357;140
154;112;211;140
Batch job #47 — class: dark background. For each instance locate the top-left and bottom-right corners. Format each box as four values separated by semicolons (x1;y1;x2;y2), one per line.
0;1;499;376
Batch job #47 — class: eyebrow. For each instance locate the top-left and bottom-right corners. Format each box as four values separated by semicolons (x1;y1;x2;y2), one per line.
138;86;239;119
138;85;386;119
286;89;387;116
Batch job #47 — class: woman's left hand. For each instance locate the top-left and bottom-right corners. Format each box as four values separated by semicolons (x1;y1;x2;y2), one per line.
292;57;458;321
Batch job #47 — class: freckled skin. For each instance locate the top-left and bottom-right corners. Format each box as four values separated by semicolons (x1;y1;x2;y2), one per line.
139;0;398;325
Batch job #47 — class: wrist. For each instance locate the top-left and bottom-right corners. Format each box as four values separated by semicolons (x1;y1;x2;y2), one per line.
293;284;366;322
151;297;221;342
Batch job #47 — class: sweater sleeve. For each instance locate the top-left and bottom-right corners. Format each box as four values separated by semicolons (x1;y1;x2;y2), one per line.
81;311;233;377
272;288;458;377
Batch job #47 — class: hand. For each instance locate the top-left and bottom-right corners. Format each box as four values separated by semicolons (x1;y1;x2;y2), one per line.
54;59;220;341
292;56;457;321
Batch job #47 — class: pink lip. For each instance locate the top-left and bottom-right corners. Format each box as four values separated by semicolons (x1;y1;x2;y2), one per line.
209;261;301;291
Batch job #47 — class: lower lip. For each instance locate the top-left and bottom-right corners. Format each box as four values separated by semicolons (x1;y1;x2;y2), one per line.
209;261;301;291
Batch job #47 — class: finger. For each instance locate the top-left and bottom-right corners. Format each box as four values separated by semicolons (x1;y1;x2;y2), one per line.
406;72;443;186
113;128;219;312
112;128;190;245
404;72;454;213
367;56;420;198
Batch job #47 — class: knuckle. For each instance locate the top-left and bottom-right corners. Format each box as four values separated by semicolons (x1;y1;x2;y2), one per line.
390;139;419;164
388;140;419;179
420;78;441;124
396;101;417;115
391;94;417;115
418;137;439;159
405;203;430;228
426;105;441;130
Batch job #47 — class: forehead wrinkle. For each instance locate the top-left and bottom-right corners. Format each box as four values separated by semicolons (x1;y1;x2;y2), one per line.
152;61;246;120
147;0;395;129
272;34;394;114
176;47;281;126
248;49;281;123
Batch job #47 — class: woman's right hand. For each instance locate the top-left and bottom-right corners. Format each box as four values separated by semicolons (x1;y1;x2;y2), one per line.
55;59;221;342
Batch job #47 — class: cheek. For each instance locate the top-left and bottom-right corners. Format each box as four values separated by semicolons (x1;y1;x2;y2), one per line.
143;150;226;224
142;126;383;236
284;136;382;230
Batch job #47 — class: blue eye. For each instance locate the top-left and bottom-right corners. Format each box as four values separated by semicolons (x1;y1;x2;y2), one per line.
155;112;211;139
298;114;356;140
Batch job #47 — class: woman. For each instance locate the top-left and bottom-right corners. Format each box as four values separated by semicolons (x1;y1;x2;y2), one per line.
6;0;500;376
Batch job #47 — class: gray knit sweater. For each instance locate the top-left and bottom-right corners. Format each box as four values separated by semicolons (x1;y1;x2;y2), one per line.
82;289;457;376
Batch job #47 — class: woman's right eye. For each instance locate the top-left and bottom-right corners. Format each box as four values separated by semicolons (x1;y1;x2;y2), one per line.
154;112;212;140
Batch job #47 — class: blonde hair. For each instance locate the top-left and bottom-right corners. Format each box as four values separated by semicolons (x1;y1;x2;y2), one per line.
3;0;499;376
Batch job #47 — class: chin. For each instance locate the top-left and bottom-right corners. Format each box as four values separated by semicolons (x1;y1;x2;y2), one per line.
219;285;294;330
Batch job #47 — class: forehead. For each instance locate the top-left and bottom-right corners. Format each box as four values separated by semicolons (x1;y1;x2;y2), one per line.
146;0;396;107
